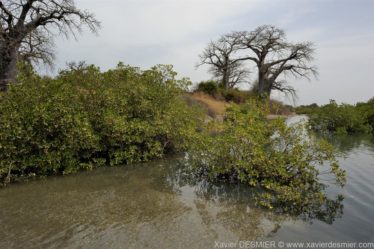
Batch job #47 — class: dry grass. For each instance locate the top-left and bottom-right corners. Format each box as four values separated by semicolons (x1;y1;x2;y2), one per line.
184;91;294;122
190;92;229;116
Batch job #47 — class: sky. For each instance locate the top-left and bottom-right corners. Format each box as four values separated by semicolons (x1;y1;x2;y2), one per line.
52;0;374;105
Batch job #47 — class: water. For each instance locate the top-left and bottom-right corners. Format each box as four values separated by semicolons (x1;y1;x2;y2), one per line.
1;117;374;248
0;159;279;249
271;133;374;243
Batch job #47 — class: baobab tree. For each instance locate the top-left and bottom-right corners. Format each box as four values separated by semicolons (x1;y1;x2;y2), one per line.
239;25;317;97
198;25;317;97
197;33;249;89
0;0;100;91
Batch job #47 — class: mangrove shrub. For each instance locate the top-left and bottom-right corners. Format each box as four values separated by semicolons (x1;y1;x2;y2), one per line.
0;63;200;182
307;100;372;134
188;103;346;214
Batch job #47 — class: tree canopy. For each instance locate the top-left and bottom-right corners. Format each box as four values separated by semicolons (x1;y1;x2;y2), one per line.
0;0;100;90
198;25;317;97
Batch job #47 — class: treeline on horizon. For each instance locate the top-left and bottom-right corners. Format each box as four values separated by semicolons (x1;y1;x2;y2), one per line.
295;99;374;135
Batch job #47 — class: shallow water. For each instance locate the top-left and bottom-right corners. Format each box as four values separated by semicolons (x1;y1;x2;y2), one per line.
1;119;374;248
0;158;282;249
272;133;374;243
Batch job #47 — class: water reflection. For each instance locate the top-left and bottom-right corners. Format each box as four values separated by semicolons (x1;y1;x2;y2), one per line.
163;159;345;235
152;160;286;241
272;133;374;242
323;134;374;154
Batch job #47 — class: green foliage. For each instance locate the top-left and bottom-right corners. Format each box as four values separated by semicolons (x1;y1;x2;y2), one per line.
295;103;319;115
187;103;346;214
195;80;219;96
307;100;372;134
357;97;374;132
0;63;201;182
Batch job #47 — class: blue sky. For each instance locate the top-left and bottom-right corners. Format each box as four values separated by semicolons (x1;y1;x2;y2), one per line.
53;0;374;105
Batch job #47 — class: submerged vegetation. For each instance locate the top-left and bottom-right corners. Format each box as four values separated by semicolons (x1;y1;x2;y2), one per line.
296;99;374;134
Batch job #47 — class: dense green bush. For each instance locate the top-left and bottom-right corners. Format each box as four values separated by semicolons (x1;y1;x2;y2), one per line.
357;98;374;131
307;100;372;134
187;103;346;214
0;63;200;183
0;75;99;180
295;103;319;115
195;80;219;96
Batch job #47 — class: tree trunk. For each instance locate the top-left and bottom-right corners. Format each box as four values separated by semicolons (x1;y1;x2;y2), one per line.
258;71;265;94
0;42;19;91
222;68;230;89
257;71;272;100
264;79;272;97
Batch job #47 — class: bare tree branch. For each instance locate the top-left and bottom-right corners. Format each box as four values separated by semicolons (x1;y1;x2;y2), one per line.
198;25;317;96
197;32;250;88
0;0;100;90
239;25;317;97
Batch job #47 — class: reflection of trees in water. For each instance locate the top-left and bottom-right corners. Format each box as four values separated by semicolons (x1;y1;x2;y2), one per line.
193;182;284;240
321;134;374;154
157;160;280;239
297;194;344;225
162;160;344;239
193;182;343;233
